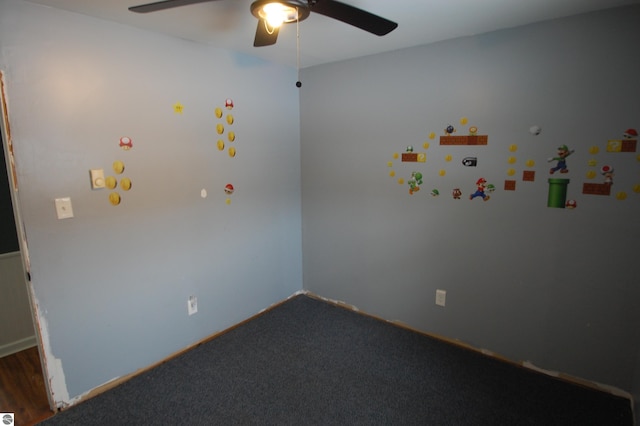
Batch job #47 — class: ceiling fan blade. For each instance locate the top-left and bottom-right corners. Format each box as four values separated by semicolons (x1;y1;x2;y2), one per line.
129;0;219;14
253;19;279;47
310;0;397;36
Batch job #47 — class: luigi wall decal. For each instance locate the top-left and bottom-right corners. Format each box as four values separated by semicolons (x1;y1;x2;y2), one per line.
548;145;575;174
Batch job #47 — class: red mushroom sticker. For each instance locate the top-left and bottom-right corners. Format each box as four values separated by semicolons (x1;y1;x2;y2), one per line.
224;183;234;205
225;98;234;110
119;137;133;150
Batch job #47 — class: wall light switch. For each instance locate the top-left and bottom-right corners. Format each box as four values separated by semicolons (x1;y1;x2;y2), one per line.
435;289;446;307
55;197;74;219
90;169;105;189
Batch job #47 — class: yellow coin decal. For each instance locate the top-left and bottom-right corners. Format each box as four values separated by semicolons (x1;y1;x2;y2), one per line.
507;168;516;176
228;131;236;142
508;156;517;164
113;160;125;174
120;177;132;191
105;176;117;189
217;139;225;151
586;170;597;179
429;132;436;140
216;123;224;134
589;146;600;155
393;153;399;159
109;192;121;206
525;159;535;167
445;154;452;162
228;147;236;158
215;107;223;119
226;114;234;125
439;169;446;177
509;144;518;152
616;192;627;200
460;117;468;125
423;142;430;149
389;170;395;177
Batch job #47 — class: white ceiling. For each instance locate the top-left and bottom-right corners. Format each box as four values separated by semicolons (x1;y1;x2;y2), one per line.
26;0;640;68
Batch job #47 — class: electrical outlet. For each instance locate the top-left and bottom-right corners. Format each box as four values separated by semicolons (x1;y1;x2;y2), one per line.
435;289;446;307
188;295;198;316
54;197;74;219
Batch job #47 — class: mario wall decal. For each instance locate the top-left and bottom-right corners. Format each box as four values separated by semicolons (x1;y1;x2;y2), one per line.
470;178;491;201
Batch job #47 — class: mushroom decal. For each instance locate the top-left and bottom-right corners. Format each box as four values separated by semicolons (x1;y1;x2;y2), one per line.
119;137;133;150
601;165;614;184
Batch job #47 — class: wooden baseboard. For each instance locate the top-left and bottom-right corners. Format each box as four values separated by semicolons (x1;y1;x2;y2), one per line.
0;335;37;358
67;293;303;409
303;291;633;405
61;290;634;417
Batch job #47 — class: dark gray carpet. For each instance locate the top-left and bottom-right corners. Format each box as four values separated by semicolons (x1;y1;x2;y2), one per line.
39;294;632;425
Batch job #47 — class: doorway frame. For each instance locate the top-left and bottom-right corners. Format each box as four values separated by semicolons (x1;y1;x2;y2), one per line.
0;70;54;410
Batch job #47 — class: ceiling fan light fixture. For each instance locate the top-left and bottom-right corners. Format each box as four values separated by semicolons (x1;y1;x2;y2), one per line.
251;0;310;28
262;3;296;27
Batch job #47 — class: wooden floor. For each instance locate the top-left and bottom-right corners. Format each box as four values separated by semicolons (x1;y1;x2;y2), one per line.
0;346;54;425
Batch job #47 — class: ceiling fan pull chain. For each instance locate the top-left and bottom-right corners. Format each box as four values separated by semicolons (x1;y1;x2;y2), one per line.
296;7;301;87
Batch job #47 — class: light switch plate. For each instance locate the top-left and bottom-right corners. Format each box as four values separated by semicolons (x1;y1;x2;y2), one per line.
90;169;105;189
188;295;198;316
55;197;74;219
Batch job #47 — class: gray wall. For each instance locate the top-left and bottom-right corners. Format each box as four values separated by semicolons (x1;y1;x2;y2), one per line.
0;0;302;405
301;4;640;411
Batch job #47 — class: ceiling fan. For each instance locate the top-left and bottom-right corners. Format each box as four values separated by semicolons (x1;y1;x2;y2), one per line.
129;0;398;47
